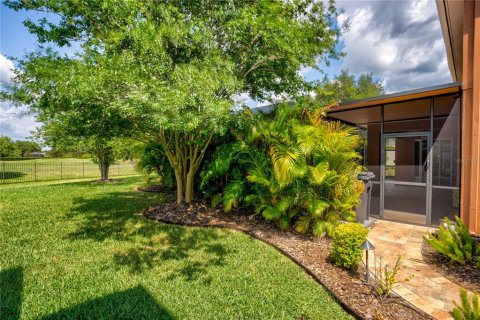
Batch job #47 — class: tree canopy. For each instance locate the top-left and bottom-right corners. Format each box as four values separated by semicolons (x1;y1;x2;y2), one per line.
4;0;343;201
14;140;42;157
315;70;385;105
0;136;21;158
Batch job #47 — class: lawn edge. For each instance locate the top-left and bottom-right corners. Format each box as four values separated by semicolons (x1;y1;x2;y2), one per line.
150;218;364;320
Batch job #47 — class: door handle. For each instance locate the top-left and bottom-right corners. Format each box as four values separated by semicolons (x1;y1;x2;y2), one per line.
424;161;429;172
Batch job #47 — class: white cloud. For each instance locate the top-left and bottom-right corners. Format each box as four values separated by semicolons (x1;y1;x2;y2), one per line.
0;54;15;84
337;0;452;93
0;54;39;140
298;66;313;78
0;101;39;140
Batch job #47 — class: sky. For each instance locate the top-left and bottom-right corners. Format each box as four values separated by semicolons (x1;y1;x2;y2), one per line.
0;0;453;141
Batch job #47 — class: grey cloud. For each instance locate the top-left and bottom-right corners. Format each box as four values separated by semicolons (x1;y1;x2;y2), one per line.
337;0;452;93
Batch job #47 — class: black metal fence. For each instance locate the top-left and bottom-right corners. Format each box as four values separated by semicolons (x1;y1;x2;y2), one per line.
0;161;138;184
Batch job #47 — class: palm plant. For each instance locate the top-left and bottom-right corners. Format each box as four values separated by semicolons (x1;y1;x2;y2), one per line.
451;289;480;320
199;102;363;236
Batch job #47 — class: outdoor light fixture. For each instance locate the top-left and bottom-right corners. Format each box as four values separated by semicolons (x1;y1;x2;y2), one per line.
360;239;375;284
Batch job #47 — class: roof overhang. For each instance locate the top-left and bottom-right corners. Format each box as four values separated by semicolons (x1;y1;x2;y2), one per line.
436;0;464;81
327;82;461;125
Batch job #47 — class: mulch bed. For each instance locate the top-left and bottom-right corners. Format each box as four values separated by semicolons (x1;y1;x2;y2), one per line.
421;241;480;293
143;198;432;320
137;184;176;194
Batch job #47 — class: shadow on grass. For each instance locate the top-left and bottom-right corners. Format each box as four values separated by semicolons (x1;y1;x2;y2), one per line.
0;267;23;320
42;286;174;320
0;269;174;320
1;171;27;180
66;188;231;278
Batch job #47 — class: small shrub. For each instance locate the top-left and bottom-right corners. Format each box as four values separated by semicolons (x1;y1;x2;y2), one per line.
450;289;480;320
423;216;480;265
331;223;368;269
373;254;413;298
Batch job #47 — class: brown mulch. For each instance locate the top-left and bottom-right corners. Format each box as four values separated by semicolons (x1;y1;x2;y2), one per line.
137;184;175;194
421;241;480;293
144;199;432;320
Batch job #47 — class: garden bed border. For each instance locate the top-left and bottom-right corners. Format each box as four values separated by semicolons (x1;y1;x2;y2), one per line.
147;214;433;320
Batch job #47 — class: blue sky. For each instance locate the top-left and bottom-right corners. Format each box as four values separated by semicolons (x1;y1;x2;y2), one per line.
0;0;453;141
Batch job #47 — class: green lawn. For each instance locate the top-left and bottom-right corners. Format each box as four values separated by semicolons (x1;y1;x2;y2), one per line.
0;177;351;320
0;159;137;184
0;157;94;163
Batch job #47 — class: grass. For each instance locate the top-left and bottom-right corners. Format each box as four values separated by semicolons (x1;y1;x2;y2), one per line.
0;157;95;163
0;176;352;320
0;159;137;184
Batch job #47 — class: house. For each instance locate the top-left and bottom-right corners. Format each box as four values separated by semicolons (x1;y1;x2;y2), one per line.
326;0;479;234
30;152;46;158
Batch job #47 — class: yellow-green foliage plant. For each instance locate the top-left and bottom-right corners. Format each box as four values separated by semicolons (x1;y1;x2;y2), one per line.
451;289;480;320
373;254;413;298
423;216;480;265
200;103;364;236
331;223;368;269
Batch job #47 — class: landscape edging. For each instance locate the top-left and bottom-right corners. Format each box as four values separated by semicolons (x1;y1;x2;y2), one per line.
150;218;365;320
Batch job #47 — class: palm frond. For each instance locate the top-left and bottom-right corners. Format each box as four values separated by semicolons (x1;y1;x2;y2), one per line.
270;142;300;185
294;124;322;156
262;206;281;221
295;216;312;234
308;161;329;185
223;179;245;212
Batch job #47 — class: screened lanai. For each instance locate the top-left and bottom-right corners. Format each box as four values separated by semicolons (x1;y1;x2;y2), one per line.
327;83;462;226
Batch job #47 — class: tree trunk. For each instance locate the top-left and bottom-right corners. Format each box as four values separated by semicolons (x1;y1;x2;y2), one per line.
157;131;213;204
99;163;110;180
174;169;184;203
185;171;195;203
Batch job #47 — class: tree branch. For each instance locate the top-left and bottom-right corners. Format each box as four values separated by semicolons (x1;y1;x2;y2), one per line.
243;55;280;78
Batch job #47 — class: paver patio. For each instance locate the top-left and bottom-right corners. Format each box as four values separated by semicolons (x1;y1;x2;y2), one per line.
366;220;473;320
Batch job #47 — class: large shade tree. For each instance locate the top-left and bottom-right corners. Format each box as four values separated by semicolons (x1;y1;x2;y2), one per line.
5;0;342;203
6;55;133;180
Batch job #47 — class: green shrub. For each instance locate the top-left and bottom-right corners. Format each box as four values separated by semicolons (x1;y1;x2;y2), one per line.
423;216;480;265
332;223;368;269
451;289;480;320
136;141;175;188
200;103;363;236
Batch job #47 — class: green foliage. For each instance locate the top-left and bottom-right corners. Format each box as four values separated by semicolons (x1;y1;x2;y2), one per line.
331;223;368;269
315;70;385;106
451;289;480;320
136;142;175;189
4;0;343;204
14;140;41;157
424;216;480;265
200;102;363;235
0;136;21;158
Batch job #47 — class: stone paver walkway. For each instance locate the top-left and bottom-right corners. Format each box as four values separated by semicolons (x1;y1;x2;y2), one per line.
367;220;471;320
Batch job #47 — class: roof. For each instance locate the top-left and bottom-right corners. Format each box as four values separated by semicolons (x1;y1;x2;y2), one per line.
327;82;461;126
327;82;461;113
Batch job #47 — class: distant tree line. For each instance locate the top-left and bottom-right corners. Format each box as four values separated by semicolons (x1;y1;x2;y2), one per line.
0;136;42;158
